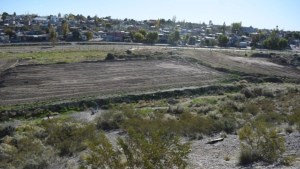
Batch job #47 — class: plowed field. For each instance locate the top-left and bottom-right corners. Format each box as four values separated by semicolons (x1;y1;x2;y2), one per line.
0;59;224;105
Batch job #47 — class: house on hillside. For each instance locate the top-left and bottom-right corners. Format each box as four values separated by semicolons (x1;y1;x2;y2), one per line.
32;16;48;24
105;31;129;42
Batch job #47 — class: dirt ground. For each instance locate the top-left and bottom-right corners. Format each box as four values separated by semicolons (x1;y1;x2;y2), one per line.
0;59;223;106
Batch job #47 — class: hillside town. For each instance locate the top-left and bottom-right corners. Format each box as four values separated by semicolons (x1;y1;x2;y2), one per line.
0;12;300;50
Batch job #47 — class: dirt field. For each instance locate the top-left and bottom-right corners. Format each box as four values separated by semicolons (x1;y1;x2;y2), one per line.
0;59;224;106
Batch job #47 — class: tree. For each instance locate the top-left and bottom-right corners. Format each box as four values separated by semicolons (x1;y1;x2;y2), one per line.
138;29;147;37
62;21;69;39
218;34;229;47
168;30;181;45
145;32;158;44
72;30;81;40
172;15;177;23
105;23;112;30
1;12;9;21
86;31;93;40
48;25;57;46
4;27;15;39
133;32;145;42
278;38;288;50
231;22;242;34
263;31;288;50
221;22;226;34
187;36;196;45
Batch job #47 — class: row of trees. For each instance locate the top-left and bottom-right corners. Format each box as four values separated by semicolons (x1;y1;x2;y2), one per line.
132;30;158;44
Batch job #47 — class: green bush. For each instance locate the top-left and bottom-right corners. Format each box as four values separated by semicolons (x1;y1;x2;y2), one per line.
82;128;190;169
41;119;97;156
238;121;285;165
96;111;125;131
243;103;259;116
288;107;300;131
118;128;190;169
0;124;54;169
82;132;124;169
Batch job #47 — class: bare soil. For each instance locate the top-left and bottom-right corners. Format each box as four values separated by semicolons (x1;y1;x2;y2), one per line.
180;49;300;79
188;132;300;169
0;59;224;106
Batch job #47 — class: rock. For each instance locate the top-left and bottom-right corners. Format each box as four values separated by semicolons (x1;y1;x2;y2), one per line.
206;137;224;144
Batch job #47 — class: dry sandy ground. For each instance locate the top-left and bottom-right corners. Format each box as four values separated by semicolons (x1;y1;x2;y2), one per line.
188;133;300;169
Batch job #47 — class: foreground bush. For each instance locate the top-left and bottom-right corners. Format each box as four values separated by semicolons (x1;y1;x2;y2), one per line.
83;128;190;169
0;124;55;169
82;132;124;169
41;118;97;156
238;121;285;165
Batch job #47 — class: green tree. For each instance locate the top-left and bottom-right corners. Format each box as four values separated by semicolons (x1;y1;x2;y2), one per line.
133;32;145;42
168;30;181;45
187;36;196;45
138;29;147;37
1;12;9;21
105;23;112;30
221;22;226;34
62;21;69;39
86;31;93;40
72;30;81;40
231;22;242;34
145;32;158;44
218;34;229;47
4;27;15;39
48;25;57;46
278;38;288;50
263;31;288;50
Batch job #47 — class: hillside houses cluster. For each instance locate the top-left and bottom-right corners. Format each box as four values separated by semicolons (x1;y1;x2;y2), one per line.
1;12;300;49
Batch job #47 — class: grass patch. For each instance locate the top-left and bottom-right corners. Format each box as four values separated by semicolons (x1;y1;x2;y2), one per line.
0;50;107;64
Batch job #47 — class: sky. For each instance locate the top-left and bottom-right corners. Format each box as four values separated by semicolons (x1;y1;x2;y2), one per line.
1;0;299;31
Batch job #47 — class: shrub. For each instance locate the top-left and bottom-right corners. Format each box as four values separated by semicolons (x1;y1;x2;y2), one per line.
241;87;254;98
105;53;115;60
238;121;285;165
82;132;125;169
41;119;97;156
168;105;184;114
82;128;190;169
96;111;125;131
285;126;293;134
261;87;275;97
280;156;296;166
243;103;259;116
288;107;300;131
255;111;286;125
118;128;190;169
0;125;54;169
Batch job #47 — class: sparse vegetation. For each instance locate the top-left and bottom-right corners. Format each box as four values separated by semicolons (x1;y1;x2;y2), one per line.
238;121;285;165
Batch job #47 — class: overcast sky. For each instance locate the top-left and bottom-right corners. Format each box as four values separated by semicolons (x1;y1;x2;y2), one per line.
1;0;299;31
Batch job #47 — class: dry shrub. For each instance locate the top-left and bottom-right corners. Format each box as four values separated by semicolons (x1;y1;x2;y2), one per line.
238;121;285;165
